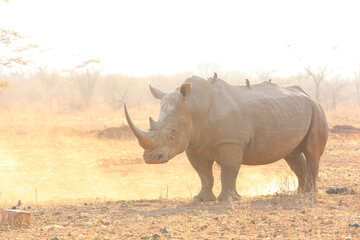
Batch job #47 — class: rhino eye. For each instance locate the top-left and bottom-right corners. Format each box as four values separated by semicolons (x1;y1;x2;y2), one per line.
168;129;177;141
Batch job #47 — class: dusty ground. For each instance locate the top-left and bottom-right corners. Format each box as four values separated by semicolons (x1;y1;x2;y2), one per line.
2;193;359;240
0;107;359;239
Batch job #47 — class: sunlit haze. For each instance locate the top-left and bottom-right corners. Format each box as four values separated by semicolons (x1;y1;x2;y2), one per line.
1;2;360;237
1;0;360;76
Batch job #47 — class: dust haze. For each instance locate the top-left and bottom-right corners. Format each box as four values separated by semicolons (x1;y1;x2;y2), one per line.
0;96;297;205
2;1;360;239
1;68;360;205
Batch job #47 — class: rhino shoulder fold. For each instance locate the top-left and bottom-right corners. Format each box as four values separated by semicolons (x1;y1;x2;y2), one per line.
284;84;312;98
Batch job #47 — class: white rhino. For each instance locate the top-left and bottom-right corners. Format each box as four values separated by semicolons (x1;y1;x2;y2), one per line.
124;75;328;201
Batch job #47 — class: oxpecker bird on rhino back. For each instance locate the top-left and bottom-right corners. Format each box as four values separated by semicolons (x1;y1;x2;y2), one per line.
124;75;328;202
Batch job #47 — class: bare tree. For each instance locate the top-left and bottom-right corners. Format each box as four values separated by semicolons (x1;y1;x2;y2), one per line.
0;29;28;67
74;59;103;108
354;65;360;108
37;68;60;110
295;73;306;86
326;76;346;112
0;27;23;108
101;74;134;111
303;65;332;102
0;2;40;108
292;46;335;102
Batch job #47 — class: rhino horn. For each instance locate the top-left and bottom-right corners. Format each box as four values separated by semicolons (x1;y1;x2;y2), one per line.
149;85;166;100
124;103;154;150
149;117;157;129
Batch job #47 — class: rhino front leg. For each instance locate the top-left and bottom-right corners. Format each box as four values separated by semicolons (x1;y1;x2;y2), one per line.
186;150;216;202
217;144;242;202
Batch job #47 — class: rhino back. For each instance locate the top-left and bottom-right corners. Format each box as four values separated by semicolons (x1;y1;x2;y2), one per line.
191;79;317;165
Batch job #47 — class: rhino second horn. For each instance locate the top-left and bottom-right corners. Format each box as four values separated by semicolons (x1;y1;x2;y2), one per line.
124;103;154;150
149;117;157;129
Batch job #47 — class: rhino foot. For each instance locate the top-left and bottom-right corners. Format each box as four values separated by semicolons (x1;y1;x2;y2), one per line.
192;188;216;203
217;190;241;202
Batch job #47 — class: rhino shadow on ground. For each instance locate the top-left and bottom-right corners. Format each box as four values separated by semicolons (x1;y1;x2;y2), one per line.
115;195;315;218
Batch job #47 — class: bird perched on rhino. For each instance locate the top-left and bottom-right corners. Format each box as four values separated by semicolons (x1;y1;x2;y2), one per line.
246;79;251;88
209;72;218;84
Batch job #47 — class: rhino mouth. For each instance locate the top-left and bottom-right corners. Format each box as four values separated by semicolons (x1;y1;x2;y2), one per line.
143;152;170;164
144;159;169;164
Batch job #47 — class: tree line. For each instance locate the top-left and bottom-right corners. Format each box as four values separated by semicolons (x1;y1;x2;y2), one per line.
0;66;359;113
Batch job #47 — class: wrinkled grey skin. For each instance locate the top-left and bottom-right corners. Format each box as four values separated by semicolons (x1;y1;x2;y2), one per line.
124;76;328;202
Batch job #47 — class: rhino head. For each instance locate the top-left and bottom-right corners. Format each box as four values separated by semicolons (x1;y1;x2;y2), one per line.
124;83;192;164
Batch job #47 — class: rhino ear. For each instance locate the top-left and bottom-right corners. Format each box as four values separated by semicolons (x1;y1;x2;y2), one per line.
149;85;166;100
180;83;192;99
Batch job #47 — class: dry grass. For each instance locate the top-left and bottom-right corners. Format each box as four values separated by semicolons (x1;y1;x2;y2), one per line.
0;105;359;239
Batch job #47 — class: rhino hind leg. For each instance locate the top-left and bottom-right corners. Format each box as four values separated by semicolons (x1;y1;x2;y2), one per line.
186;150;216;202
284;153;307;192
302;153;320;192
302;105;328;192
285;150;321;193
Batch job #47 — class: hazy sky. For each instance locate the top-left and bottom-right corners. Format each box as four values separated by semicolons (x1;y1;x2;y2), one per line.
1;0;360;77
